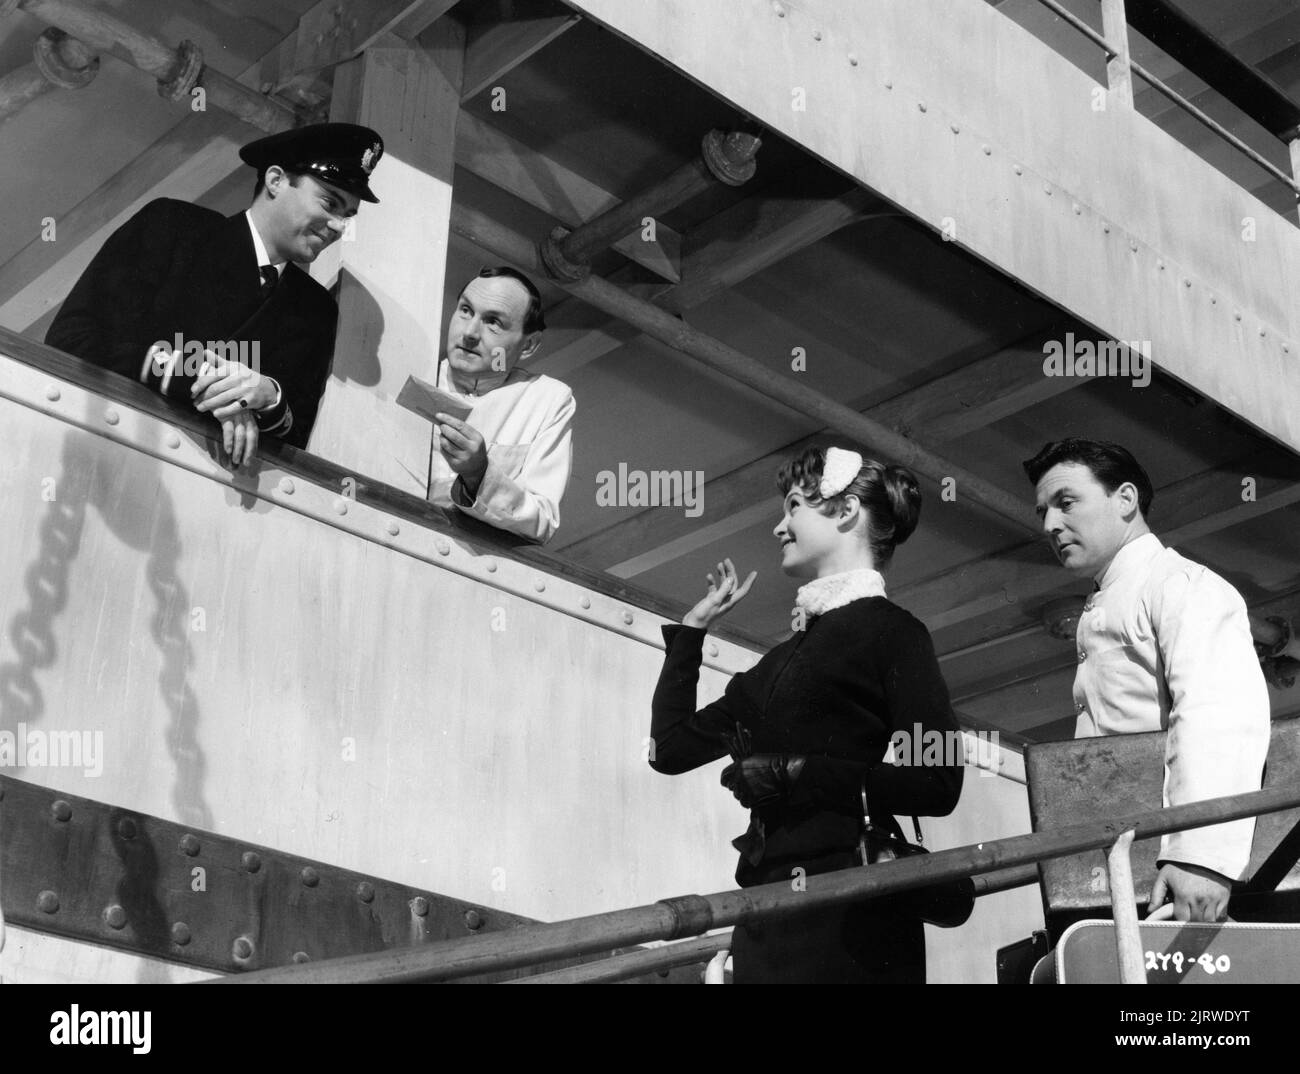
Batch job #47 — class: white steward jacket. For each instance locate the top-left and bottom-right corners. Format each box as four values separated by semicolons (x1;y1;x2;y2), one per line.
1073;533;1270;879
426;359;575;544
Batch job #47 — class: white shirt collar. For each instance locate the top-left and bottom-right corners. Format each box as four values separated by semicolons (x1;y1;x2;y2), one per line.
795;568;887;618
1095;531;1164;591
245;211;283;277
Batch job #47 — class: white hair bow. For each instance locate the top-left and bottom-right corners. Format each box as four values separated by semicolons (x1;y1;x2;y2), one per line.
819;447;863;499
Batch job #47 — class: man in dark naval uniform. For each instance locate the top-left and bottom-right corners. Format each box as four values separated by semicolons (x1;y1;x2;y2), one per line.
46;122;384;464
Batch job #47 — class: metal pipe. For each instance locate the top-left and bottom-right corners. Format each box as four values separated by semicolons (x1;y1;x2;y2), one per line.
209;782;1300;984
15;0;295;133
541;129;760;279
457;205;1036;534
513;863;1038;984
507;932;732;985
1106;829;1146;984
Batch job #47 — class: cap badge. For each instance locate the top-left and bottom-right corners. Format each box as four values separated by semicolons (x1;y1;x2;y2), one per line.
361;142;381;174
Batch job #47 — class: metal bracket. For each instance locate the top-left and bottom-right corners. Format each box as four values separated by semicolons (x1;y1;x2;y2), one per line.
157;38;203;102
539;225;591;282
700;129;761;186
0;775;534;975
32;28;98;90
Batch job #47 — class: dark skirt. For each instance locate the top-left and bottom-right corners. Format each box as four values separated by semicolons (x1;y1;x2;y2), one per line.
731;852;926;984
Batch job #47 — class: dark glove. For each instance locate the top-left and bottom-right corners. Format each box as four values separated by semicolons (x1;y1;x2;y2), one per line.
720;754;807;809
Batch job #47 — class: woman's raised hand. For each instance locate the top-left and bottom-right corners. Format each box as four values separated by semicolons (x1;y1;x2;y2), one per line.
683;558;757;630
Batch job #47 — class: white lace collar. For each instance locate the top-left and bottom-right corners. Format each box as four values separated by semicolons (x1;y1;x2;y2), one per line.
795;568;887;618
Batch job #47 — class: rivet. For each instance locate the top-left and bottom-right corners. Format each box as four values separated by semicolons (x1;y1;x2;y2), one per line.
292;951;311;964
241;851;262;873
1013;165;1022;175
301;866;320;888
279;477;295;494
1103;223;1111;233
179;833;200;856
884;79;892;89
37;890;59;914
51;799;72;822
950;123;960;134
1210;295;1217;304
333;498;348;515
116;817;137;840
1260;328;1267;338
1129;240;1138;252
357;881;375;903
534;578;546;593
1072;203;1081;215
1157;259;1165;270
917;101;927;112
772;1;784;15
812;29;822;41
1234;311;1243;321
1183;278;1192;287
1284;343;1290;354
436;539;450;555
622;611;634;625
485;559;498;573
45;385;61;402
982;144;991;155
171;922;192;946
103;904;127;930
386;520;400;536
707;643;720;658
104;407;119;426
464;909;484;930
848;53;858;66
579;595;591;609
165;432;181;449
232;936;254;960
411;896;430;917
1043;183;1052;195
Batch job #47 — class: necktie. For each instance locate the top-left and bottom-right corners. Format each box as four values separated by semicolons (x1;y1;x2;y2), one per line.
258;265;278;302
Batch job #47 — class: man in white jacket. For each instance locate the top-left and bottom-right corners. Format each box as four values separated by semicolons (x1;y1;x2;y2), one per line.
1024;438;1269;923
429;267;575;544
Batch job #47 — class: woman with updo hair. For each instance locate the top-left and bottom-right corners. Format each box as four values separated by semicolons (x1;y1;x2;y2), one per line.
649;445;964;983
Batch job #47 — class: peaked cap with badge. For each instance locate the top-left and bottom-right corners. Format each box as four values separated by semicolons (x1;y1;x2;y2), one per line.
240;122;384;203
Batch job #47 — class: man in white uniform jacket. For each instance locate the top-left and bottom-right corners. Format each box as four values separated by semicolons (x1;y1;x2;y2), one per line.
1024;438;1269;923
428;267;575;544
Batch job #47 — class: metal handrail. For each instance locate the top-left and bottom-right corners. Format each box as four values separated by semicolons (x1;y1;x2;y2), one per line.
206;784;1300;984
1023;0;1300;197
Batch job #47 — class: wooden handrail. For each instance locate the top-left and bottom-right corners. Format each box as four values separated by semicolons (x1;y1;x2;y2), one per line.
206;783;1300;984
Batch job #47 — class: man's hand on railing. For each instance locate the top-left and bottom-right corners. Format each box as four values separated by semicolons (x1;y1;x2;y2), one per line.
1149;861;1231;923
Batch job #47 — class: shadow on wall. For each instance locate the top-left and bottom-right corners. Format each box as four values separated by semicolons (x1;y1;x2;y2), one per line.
0;428;213;833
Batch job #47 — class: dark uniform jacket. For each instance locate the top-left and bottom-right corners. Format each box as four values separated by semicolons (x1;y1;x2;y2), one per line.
46;198;338;449
651;597;964;888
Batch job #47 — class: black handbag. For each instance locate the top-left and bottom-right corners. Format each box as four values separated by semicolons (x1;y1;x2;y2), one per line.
857;783;975;929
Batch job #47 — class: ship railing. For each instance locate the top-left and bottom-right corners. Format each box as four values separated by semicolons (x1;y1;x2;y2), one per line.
1014;0;1300;201
208;784;1300;985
